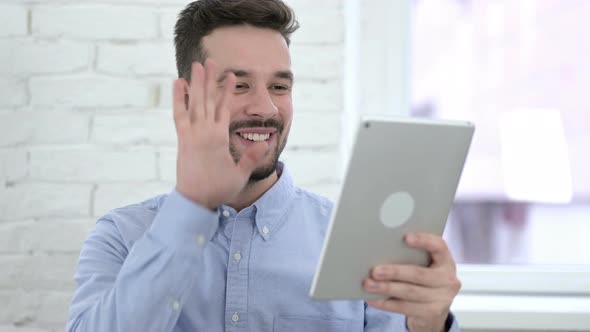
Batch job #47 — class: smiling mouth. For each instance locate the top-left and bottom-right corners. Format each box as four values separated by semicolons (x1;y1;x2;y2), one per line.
238;132;272;142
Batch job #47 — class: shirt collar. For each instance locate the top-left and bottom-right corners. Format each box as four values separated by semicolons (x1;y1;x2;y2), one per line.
251;162;295;241
218;162;295;241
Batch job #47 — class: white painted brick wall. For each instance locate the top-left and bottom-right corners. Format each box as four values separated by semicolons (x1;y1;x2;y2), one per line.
0;79;27;107
0;183;91;221
0;326;51;332
96;42;176;76
159;9;181;40
293;81;342;112
29;147;157;182
0;290;73;330
293;10;344;45
0;6;28;37
0;0;346;330
0;112;89;147
93;182;174;216
0;40;90;77
0;149;27;183
0;220;93;254
30;76;156;108
32;6;159;40
291;112;341;147
291;44;343;80
280;148;342;186
91;110;176;145
0;255;78;290
157;147;177;183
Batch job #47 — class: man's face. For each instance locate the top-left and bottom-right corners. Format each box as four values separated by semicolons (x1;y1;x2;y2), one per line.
202;25;293;183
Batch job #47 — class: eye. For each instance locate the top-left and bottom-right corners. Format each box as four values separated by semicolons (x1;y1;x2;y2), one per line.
234;82;250;93
270;84;291;94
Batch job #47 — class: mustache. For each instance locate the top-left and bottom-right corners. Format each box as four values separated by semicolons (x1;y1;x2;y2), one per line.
229;119;284;133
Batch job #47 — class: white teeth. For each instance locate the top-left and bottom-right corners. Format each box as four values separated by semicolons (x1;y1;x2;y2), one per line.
239;133;271;142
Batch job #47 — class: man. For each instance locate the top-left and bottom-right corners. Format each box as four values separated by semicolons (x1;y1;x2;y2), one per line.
67;0;461;331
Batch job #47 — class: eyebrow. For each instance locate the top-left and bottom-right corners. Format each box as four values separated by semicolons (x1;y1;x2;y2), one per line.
217;68;294;84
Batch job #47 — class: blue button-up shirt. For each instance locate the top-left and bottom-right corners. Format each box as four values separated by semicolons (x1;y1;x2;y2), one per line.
67;163;458;331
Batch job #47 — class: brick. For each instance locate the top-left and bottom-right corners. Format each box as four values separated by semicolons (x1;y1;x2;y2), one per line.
158;79;176;108
293;81;342;112
158;148;176;182
292;9;343;45
0;219;93;253
0;289;72;327
160;8;181;40
92;110;176;145
0;149;27;182
0;5;28;37
0;79;27;107
32;5;158;40
97;42;176;76
94;182;173;216
0;39;89;77
0;183;91;220
0;254;78;290
280;147;341;186
0;111;89;147
29;147;157;182
290;112;340;147
291;44;343;80
0;325;51;332
30;76;154;108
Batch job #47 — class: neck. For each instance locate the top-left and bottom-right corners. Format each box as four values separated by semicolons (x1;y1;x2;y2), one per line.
227;171;279;211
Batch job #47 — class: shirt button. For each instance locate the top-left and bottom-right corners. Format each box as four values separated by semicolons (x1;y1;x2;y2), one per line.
195;234;206;247
262;226;270;235
233;251;241;262
231;312;240;322
222;210;230;217
172;300;181;311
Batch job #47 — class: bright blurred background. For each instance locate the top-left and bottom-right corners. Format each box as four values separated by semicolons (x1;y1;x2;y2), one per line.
412;0;590;266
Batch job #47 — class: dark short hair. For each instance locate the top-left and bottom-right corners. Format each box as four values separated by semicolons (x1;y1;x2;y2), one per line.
174;0;300;79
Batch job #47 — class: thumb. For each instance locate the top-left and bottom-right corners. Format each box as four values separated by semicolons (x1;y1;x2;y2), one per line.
236;143;268;177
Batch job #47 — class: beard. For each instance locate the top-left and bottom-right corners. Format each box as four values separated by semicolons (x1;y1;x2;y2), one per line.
229;118;287;184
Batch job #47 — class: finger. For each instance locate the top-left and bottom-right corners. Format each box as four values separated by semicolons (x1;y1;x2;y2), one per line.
172;79;189;131
236;143;267;177
188;62;205;123
363;279;433;302
204;58;217;121
405;232;455;268
217;72;236;124
366;298;439;320
370;264;448;288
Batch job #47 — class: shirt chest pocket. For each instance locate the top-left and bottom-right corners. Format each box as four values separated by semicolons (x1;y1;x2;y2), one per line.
273;315;357;332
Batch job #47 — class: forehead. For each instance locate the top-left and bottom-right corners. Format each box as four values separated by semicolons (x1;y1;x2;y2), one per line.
202;25;292;74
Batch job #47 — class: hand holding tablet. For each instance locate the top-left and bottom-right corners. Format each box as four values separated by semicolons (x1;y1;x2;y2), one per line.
310;116;474;301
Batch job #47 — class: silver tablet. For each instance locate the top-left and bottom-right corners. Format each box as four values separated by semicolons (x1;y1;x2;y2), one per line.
309;116;474;300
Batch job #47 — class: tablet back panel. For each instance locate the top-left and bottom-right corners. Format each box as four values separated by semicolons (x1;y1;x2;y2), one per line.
310;116;474;300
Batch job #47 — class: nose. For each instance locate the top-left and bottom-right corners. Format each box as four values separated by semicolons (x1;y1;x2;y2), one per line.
245;87;279;118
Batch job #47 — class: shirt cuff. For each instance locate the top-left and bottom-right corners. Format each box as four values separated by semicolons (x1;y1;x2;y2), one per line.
445;312;459;332
149;190;219;251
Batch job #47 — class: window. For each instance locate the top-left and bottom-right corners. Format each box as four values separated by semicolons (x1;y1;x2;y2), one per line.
346;0;590;328
412;0;590;266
